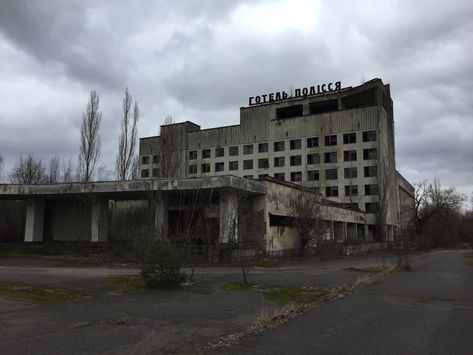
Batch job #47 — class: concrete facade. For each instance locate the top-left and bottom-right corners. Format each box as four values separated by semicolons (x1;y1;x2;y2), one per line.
139;78;414;235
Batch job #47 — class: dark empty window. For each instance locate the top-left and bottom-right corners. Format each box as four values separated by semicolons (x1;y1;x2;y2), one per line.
326;186;339;197
325;169;338;180
344;150;357;161
274;172;285;180
325;135;337;146
363;130;377;142
215;162;224;172
258;174;269;179
152;155;159;164
345;185;358;197
365;202;379;213
274;156;285;167
258;158;269;169
307;137;319;148
141;156;150;165
310;99;338;115
274;141;285;152
243;175;254;179
324;152;337;163
291;171;302;182
290;155;302;166
364;166;377;177
276;104;303;119
243;144;254;155
363;148;378;160
189;151;197;160
308;170;319;181
365;184;379;195
342;88;376;110
343;133;357;144
243;160;253;170
258;143;268;153
202;149;211;159
344;167;358;179
290;139;301;150
229;146;239;156
307;154;320;165
229;161;238;171
188;165;197;174
201;163;210;173
141;169;149;178
215;147;225;157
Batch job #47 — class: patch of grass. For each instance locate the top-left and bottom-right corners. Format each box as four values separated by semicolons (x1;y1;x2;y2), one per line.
263;286;329;305
106;275;145;293
40;255;102;268
465;253;473;268
0;280;95;304
248;259;277;268
220;282;254;291
343;266;385;273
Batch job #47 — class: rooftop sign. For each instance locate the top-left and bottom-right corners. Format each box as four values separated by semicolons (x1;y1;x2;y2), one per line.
248;81;342;106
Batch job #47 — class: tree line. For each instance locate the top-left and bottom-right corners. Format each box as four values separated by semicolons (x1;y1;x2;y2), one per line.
1;88;139;184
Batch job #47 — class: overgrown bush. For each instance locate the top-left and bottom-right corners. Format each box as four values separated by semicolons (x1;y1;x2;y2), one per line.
141;241;186;288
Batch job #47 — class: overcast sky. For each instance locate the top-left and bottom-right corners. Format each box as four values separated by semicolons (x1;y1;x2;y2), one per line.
0;0;472;203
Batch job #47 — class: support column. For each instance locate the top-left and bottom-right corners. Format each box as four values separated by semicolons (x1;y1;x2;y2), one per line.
90;198;108;242
219;190;239;243
343;222;348;241
24;199;45;242
153;192;168;241
330;221;335;242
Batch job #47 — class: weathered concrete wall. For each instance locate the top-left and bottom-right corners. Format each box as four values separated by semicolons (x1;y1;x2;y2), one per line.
44;199;90;241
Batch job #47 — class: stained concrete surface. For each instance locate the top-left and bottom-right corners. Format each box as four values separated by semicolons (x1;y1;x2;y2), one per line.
228;249;473;355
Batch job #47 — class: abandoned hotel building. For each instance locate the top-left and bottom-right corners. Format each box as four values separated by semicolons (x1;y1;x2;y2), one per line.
0;78;415;255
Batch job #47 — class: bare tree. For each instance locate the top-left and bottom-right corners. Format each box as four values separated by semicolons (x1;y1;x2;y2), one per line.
47;155;60;183
0;153;4;180
116;88;139;180
79;90;102;182
97;164;112;181
130;155;139;180
62;158;74;183
9;154;46;184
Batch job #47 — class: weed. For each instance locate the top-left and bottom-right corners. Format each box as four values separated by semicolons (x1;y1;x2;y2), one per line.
106;275;145;292
220;282;254;291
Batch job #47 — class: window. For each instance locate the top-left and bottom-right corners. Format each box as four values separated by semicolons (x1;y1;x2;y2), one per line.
290;139;301;150
229;161;238;171
325;168;338;180
310;99;338;115
243;175;254;179
364;166;377;177
215;147;225;157
274;156;285;167
215;162;224;172
141;169;149;178
344;150;357;162
325;135;337;146
189;151;197;160
243;160;253;170
276;104;303;119
258;143;268;153
343;133;357;144
258;158;269;169
307;154;320;165
344;167;358;179
141;156;150;165
307;137;319;148
202;149;211;159
274;141;285;152
365;202;379;213
188;165;197;174
326;186;339;197
243;144;254;155
274;172;285;180
229;146;239;156
365;184;379;195
363;130;377;142
152;168;158;177
345;185;358;197
291;171;302;182
324;152;337;163
308;170;319;181
152;155;159;164
363;148;378;160
290;155;302;166
201;163;210;173
258;174;269;179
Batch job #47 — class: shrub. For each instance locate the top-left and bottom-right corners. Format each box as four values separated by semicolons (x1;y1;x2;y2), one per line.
141;241;186;288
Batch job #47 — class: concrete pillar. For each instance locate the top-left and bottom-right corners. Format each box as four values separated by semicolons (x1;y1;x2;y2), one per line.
330;221;335;241
219;190;239;243
90;198;108;242
343;222;348;241
153;192;168;241
24;199;45;242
